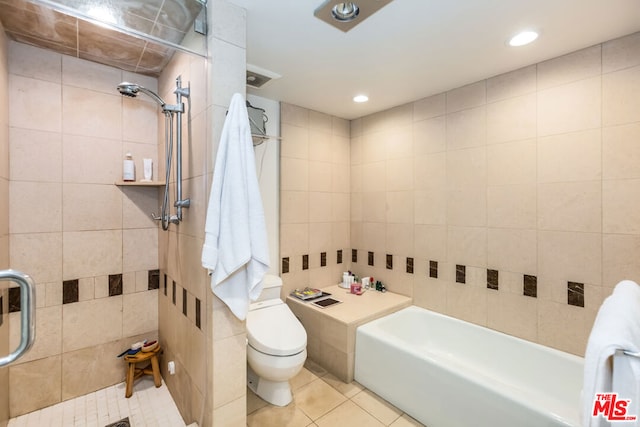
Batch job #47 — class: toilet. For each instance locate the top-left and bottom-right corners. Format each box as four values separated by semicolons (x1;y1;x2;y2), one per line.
246;274;307;406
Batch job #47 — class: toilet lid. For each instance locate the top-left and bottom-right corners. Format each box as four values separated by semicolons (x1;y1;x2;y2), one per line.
247;303;307;356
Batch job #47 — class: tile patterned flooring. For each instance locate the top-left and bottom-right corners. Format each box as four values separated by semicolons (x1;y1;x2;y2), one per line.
8;377;186;427
248;359;425;427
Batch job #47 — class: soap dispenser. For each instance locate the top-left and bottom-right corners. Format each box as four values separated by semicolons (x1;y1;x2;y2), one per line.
123;152;135;182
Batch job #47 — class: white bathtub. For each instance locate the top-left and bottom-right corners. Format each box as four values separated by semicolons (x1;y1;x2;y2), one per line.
355;306;584;427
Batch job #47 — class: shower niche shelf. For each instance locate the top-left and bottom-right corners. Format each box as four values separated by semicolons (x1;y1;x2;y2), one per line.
115;181;166;187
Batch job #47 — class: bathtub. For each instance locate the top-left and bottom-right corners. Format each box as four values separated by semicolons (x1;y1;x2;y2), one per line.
354;306;583;427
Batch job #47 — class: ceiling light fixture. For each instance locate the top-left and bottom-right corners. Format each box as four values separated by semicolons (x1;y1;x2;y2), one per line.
508;30;539;47
314;0;394;33
353;94;369;103
331;2;360;22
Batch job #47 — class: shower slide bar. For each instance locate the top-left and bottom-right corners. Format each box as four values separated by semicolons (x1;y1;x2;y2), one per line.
0;270;35;367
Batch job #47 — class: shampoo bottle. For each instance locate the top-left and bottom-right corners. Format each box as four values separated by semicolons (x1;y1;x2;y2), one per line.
123;152;135;182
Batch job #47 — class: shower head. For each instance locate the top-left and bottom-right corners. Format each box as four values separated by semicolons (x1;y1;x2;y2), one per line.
117;82;166;107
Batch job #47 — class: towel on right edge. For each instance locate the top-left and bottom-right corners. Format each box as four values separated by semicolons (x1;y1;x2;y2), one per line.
583;280;640;427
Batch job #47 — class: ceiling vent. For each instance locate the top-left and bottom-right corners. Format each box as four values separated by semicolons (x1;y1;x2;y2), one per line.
246;64;281;89
314;0;394;32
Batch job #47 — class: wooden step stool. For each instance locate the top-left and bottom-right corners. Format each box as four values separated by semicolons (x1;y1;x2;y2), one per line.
124;345;162;398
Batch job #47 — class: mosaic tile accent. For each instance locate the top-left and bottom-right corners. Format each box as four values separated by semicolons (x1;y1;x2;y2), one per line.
172;281;176;305
523;275;537;298
406;257;414;274
195;298;201;329
337;249;343;264
148;269;160;290
109;274;123;297
455;265;466;284
352;249;358;263
429;260;438;279
368;251;374;266
282;257;290;274
8;287;20;313
63;279;79;304
386;254;393;270
487;269;499;290
0;295;3;326
182;288;188;316
302;254;309;270
568;281;585;307
164;274;168;296
321;252;327;267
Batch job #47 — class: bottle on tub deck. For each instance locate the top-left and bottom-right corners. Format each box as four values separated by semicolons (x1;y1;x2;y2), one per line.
123;152;135;182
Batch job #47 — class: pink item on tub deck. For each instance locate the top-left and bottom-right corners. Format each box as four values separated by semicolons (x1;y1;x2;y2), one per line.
350;283;361;294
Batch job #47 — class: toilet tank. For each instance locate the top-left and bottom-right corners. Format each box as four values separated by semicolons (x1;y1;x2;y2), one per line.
255;274;283;302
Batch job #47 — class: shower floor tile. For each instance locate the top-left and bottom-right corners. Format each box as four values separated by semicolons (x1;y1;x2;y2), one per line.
8;377;186;427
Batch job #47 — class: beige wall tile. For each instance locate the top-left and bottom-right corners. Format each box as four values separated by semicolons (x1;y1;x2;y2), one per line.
281;103;309;127
488;228;536;274
309;130;333;162
446;146;486;189
10;233;62;283
62;86;122;139
123;228;158;272
213;334;246;408
386;157;413;191
9;306;61;364
487;184;537;229
487;139;536;186
538;76;601;136
447;188;486;227
214;396;246;427
309;161;332;192
603;179;640;234
9;128;62;182
486;65;537;103
414;189;446;225
123;291;158;336
362;104;412;135
280;223;309;256
537;301;596;356
414;152;446;190
538;230;601;285
414;116;446;155
63;184;123;231
9;74;61;132
208;38;245;108
9;355;61;417
414;224;447;261
486;93;536;144
309;192;332;223
603;65;640;126
386;191;414;224
447;226;486;267
603;123;640;179
538;129;602;183
62;296;123;352
446;105;486;150
62;55;123;94
281;157;309;192
121;186;160;229
10;181;62;233
487;291;537;342
309;110;332;132
386;223;414;255
385;125;413;160
281;191;309;224
9;41;61;83
603;234;640;287
362;132;387;164
309;222;332;254
413;93;445;121
63;230;123;279
538;181;601;232
362;222;386;254
62;134;122;184
446;283;487;326
333;116;350;137
537;45;601;90
446;81;486;113
603;32;640;74
122;96;159;144
361;160;385;192
281;124;310;159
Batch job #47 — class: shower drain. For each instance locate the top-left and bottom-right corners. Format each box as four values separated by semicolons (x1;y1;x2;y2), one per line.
104;417;130;427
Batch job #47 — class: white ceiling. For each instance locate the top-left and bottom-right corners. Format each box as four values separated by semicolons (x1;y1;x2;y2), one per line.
227;0;640;120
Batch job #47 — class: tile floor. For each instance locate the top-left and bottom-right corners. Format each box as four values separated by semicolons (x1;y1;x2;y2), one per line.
247;359;426;427
7;377;187;427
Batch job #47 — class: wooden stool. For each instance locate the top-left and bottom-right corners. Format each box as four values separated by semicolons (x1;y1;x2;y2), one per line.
124;346;162;398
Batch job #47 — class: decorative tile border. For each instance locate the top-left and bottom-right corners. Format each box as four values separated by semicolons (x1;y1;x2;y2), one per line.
487;269;499;291
161;271;202;331
455;264;466;284
524;275;537;298
429;260;438;279
63;279;79;304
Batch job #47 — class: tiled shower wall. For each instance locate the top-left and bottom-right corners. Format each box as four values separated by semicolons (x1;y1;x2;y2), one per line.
6;42;160;417
157;1;250;426
348;31;640;356
279;104;351;298
0;20;9;427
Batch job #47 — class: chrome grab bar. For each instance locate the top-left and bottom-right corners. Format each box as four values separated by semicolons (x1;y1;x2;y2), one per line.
622;350;640;359
0;269;36;367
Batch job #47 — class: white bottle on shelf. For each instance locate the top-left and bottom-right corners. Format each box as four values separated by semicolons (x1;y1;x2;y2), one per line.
123;152;135;182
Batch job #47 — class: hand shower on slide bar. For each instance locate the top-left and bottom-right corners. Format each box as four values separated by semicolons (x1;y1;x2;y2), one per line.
117;76;190;230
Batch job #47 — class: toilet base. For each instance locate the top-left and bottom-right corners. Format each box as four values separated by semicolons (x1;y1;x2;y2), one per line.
247;365;293;407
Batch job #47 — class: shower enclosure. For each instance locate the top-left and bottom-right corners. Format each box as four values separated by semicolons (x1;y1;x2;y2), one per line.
117;77;191;230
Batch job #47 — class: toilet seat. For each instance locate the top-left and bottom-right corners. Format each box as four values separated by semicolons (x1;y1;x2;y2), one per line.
247;301;306;357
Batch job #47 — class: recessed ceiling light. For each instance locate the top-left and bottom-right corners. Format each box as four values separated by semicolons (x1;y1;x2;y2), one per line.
331;2;360;22
353;95;369;103
508;30;539;47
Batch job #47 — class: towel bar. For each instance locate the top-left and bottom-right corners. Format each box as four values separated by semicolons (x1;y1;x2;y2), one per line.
622;350;640;358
